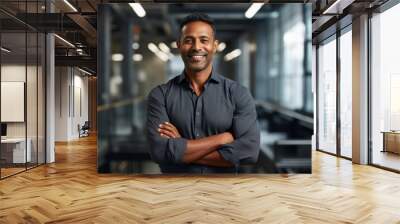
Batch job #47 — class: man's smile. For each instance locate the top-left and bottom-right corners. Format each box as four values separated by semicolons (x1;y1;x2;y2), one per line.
187;52;207;63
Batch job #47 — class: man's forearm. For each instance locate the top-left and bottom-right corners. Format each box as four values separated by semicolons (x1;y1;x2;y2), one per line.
182;132;232;163
192;151;233;167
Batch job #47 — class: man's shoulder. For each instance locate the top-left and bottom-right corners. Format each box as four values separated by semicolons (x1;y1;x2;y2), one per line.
148;74;181;97
216;74;248;93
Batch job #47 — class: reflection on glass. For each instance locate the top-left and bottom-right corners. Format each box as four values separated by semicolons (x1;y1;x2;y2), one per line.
318;37;337;154
340;29;352;158
371;3;400;171
1;31;27;177
27;31;38;169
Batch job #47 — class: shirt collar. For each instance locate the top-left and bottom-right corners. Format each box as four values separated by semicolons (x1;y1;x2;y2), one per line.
177;70;221;85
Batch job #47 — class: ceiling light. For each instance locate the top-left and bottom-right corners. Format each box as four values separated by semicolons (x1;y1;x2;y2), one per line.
158;42;170;53
63;0;78;12
170;41;178;48
147;43;159;53
322;0;346;14
1;47;11;53
54;34;75;48
156;51;169;62
133;54;143;62
78;67;92;76
245;3;264;19
217;42;226;52
112;53;124;62
129;3;146;17
132;42;140;50
224;49;242;61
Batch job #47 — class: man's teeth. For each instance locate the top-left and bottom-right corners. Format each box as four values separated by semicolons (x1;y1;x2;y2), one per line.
192;55;204;59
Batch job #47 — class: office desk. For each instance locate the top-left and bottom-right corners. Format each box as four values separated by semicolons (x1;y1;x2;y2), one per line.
382;131;400;154
1;138;31;163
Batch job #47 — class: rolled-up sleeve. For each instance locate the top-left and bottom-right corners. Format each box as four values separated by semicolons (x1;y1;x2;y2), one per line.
146;86;187;164
218;85;260;167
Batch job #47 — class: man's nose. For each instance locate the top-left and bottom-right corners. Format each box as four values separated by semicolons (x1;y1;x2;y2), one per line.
192;39;201;50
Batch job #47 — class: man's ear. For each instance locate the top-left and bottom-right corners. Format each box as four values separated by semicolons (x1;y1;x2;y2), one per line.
176;40;181;48
213;39;219;53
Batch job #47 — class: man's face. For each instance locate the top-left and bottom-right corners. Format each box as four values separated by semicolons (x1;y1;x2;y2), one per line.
178;21;218;73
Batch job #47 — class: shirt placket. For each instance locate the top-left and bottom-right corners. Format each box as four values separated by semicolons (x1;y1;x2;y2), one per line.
194;95;203;139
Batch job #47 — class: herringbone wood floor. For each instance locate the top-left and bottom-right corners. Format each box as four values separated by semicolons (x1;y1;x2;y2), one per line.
1;135;400;224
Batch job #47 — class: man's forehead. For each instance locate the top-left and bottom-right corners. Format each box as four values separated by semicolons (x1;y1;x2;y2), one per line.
181;21;214;35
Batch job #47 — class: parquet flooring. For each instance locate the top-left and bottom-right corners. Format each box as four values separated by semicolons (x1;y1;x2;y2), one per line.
1;167;25;178
1;135;400;223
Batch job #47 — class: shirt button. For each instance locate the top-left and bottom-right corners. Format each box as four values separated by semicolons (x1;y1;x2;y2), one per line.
196;133;200;137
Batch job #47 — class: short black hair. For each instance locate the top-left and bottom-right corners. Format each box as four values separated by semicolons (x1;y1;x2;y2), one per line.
179;13;216;38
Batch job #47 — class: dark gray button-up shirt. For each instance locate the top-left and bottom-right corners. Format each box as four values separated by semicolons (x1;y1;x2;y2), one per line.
146;71;260;173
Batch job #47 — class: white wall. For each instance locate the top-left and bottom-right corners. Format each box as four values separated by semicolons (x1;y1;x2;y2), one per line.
55;67;89;141
1;65;36;137
55;66;69;141
1;63;46;164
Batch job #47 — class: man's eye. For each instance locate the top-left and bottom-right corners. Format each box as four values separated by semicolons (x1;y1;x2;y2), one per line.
184;39;193;44
201;39;209;43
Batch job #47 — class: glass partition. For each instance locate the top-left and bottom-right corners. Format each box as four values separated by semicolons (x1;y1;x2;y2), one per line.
339;28;352;158
317;36;337;154
371;3;400;171
0;1;46;179
1;30;28;177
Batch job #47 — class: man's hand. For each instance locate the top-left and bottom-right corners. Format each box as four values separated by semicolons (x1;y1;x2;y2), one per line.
158;122;181;138
157;121;234;165
219;132;234;145
158;122;233;144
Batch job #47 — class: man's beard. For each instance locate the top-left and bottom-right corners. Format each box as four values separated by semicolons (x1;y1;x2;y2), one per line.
183;51;211;72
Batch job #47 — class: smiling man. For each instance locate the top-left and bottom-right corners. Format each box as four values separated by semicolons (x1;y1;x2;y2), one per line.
146;13;260;173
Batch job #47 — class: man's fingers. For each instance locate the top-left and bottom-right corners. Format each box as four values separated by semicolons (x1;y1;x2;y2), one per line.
161;122;181;136
159;124;174;133
160;133;170;139
158;128;176;138
159;123;179;136
164;122;179;133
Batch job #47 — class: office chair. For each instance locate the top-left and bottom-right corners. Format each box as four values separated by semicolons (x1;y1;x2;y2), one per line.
79;121;90;138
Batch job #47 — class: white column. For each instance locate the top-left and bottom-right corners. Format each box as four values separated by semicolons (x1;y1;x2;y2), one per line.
46;0;55;163
352;14;369;164
46;33;55;163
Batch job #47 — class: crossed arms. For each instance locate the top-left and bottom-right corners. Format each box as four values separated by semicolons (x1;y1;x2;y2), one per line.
146;85;260;168
158;121;234;167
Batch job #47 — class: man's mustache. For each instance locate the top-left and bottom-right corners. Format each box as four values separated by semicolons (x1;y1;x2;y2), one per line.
187;51;207;57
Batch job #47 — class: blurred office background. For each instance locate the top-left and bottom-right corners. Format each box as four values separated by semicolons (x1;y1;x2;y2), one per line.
97;3;312;174
2;0;399;178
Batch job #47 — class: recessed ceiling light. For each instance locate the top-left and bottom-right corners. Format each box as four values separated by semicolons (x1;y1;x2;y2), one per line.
217;42;226;52
112;53;124;62
1;47;11;53
245;3;264;19
129;3;146;17
224;49;242;61
132;42;140;50
158;42;170;53
54;34;75;48
133;54;143;62
63;0;78;12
